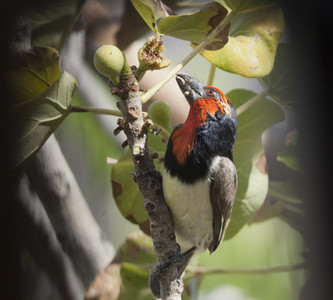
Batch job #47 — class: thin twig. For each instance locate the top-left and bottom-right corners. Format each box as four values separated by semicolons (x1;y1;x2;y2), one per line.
207;63;216;86
141;11;235;104
70;105;123;117
187;262;307;276
236;88;270;116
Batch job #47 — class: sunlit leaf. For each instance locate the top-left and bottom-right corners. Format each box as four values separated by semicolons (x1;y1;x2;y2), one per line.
130;0;169;33
259;43;296;111
200;4;284;77
11;72;78;170
225;89;284;239
158;2;229;50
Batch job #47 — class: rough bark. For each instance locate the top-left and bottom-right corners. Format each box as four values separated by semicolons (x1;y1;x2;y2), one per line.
114;73;182;299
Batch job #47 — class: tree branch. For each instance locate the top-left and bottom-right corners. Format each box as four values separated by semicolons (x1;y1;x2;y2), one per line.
115;73;182;299
27;135;115;288
15;174;85;299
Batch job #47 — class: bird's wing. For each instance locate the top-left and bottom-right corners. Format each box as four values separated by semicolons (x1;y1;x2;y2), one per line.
208;156;238;253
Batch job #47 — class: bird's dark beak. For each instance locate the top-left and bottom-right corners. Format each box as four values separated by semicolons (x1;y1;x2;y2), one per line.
176;74;204;103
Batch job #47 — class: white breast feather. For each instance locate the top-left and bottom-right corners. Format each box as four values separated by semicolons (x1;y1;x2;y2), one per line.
162;168;213;253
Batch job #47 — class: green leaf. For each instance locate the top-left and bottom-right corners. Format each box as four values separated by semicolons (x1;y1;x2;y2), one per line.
158;2;229;50
117;233;154;300
148;101;172;133
9;46;62;103
222;0;279;13
225;89;284;239
31;0;85;49
130;0;169;33
118;231;156;265
111;138;166;233
86;231;155;300
200;4;284;77
111;150;149;231
119;263;153;300
259;43;296;111
11;72;78;170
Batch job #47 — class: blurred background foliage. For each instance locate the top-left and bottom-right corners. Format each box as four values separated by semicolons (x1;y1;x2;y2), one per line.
10;0;306;299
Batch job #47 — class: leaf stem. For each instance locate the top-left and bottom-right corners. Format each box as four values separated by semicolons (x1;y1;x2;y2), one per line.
70;105;123;117
236;88;270;116
141;11;235;104
187;262;306;276
207;63;216;86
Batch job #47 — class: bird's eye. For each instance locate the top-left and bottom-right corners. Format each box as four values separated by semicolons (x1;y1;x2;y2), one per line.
208;89;215;95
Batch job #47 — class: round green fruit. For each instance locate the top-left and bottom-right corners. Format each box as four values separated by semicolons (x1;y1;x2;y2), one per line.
93;45;124;84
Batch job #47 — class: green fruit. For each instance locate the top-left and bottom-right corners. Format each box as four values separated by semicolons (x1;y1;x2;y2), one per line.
148;101;172;133
93;45;124;84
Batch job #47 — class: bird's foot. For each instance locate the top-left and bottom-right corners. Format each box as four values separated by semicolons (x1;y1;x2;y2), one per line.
149;246;196;297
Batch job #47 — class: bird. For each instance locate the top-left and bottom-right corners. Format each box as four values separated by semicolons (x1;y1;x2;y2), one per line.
162;74;238;261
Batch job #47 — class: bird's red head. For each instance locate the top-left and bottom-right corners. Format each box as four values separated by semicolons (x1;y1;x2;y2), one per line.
171;74;235;165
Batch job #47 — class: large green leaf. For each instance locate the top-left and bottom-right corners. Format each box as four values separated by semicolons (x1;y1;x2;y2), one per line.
225;89;284;239
158;2;229;50
200;4;284;77
259;43;296;111
11;72;78;170
9;46;62;103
